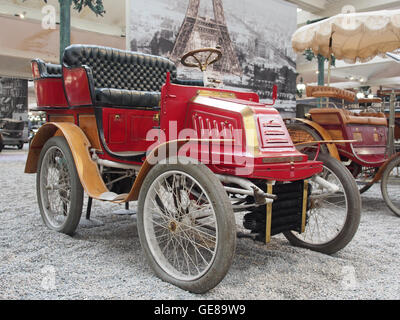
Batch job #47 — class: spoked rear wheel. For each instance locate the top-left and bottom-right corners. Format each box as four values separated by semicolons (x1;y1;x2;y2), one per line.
37;136;84;235
137;160;236;293
284;153;361;254
381;156;400;217
347;161;377;194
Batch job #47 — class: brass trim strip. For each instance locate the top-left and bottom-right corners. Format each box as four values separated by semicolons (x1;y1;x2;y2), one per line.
197;90;236;99
301;180;309;233
262;156;303;164
266;183;273;243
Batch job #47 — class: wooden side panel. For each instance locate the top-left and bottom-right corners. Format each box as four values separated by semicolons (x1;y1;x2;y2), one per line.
327;129;344;141
79;115;102;150
48;115;75;123
310;113;341;125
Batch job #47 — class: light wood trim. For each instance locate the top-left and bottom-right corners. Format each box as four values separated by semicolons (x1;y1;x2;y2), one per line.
265;184;273;243
292;118;340;160
78;114;102;150
301;180;308;233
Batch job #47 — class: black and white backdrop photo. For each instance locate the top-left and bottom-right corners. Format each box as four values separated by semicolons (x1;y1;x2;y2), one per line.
127;0;298;116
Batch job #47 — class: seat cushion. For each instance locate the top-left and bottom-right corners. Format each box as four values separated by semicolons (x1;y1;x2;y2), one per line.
95;88;161;108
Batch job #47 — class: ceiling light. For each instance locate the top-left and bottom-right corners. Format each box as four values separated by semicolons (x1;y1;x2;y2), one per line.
15;12;25;19
297;83;306;91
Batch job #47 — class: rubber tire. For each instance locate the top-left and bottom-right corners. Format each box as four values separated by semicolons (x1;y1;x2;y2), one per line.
18;142;24;150
36;136;84;235
137;160;237;294
381;156;400;217
358;173;375;194
286;122;328;158
284;153;361;255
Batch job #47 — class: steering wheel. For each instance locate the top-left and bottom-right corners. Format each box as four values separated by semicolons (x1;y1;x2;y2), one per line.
181;48;222;72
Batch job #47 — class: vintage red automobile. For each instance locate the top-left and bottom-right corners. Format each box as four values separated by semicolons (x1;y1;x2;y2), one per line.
26;45;360;293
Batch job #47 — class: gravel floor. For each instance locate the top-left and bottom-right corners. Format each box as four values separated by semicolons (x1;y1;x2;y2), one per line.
0;145;399;300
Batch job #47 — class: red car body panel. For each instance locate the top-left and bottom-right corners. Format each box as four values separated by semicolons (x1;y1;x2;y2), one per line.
31;67;323;181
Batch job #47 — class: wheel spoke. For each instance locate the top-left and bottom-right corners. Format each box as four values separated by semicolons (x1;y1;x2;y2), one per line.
143;170;219;281
39;145;73;229
293;165;348;245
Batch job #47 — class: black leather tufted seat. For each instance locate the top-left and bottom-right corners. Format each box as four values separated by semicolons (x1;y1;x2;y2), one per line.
62;45;203;108
33;59;62;78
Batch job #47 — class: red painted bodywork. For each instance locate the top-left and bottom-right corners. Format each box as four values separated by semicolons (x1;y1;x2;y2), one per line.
341;124;387;167
159;76;260;137
63;66;93;107
101;108;159;153
34;78;69;107
178;90;320;180
315;123;388;167
32;67;323;181
31;62;68;108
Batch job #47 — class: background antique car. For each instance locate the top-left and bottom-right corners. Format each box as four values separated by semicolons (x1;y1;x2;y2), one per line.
0;118;26;150
26;44;361;293
290;9;400;217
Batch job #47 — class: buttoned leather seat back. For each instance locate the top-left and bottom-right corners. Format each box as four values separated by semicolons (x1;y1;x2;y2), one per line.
63;45;200;108
63;45;177;91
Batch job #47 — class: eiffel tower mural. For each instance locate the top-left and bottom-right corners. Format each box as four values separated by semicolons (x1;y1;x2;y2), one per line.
170;0;242;75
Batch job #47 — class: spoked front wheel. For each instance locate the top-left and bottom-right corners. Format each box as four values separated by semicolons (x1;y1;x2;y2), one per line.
381;156;400;217
137;159;236;293
36;136;84;235
284;153;361;254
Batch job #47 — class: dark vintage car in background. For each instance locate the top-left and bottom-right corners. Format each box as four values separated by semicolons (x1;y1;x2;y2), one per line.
0;118;26;150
